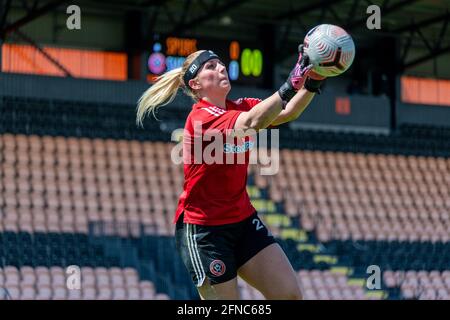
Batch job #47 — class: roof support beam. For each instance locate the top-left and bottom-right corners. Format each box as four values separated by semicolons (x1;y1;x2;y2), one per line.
170;0;246;35
275;0;346;21
11;28;73;76
2;0;67;37
344;0;420;30
0;0;13;39
396;12;450;71
390;11;450;34
401;45;450;71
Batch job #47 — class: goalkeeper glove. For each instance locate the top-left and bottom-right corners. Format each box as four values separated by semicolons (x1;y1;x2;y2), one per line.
278;45;326;103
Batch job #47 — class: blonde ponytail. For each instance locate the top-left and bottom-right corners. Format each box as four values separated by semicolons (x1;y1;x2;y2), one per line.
136;67;183;126
136;50;206;127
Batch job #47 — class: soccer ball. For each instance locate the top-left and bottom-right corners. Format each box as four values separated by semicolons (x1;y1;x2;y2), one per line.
303;24;355;77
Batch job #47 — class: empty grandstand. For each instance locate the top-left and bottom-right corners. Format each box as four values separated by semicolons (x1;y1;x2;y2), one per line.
1;0;450;300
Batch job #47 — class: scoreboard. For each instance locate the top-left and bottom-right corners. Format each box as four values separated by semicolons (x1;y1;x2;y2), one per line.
146;35;265;87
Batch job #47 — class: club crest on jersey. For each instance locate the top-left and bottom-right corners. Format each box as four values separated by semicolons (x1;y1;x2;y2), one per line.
209;260;226;276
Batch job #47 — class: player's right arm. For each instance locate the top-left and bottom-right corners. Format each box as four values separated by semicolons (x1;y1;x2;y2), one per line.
233;92;284;131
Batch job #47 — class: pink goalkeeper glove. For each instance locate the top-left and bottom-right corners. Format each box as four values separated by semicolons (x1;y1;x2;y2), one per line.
290;45;315;90
278;45;326;103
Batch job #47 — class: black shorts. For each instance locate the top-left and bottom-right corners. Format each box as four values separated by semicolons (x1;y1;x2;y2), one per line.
175;211;276;287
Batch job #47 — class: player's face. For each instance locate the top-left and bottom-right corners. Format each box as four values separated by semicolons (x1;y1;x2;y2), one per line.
196;59;231;94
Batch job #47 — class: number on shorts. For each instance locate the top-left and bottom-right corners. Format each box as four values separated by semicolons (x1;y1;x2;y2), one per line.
252;218;264;231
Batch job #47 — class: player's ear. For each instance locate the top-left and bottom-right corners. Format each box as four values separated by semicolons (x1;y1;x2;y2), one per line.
188;78;201;90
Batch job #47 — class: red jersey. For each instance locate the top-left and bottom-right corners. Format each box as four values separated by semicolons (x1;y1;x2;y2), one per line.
174;97;262;226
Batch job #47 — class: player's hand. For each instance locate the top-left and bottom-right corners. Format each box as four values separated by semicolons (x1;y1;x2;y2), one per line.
288;44;314;90
278;45;314;102
299;45;327;93
294;44;326;81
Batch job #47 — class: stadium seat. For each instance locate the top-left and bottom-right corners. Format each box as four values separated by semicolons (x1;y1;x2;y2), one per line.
1;101;450;300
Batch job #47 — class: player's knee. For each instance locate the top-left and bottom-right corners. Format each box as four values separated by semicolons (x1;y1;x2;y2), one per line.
279;283;303;300
198;279;218;300
288;287;303;300
265;283;303;300
198;278;240;300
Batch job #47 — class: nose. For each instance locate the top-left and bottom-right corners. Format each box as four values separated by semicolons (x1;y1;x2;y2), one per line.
218;63;226;73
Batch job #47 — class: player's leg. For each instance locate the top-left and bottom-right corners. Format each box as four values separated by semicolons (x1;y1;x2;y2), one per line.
236;213;302;300
197;277;239;300
238;242;302;300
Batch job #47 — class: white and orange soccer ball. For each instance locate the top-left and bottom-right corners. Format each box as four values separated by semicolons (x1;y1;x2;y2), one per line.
304;24;355;77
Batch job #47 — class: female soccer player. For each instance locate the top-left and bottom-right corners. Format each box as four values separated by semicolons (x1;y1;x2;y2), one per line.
136;46;325;300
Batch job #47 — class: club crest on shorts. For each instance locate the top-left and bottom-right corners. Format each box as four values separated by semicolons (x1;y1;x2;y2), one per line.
209;259;226;276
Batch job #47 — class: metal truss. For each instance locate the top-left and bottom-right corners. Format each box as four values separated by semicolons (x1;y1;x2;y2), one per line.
145;0;248;36
344;0;420;30
0;0;13;38
12;28;73;76
275;0;347;56
1;0;67;39
0;0;70;76
392;11;450;71
274;0;421;64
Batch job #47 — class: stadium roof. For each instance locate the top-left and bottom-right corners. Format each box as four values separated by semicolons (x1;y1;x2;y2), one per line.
1;0;450;76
